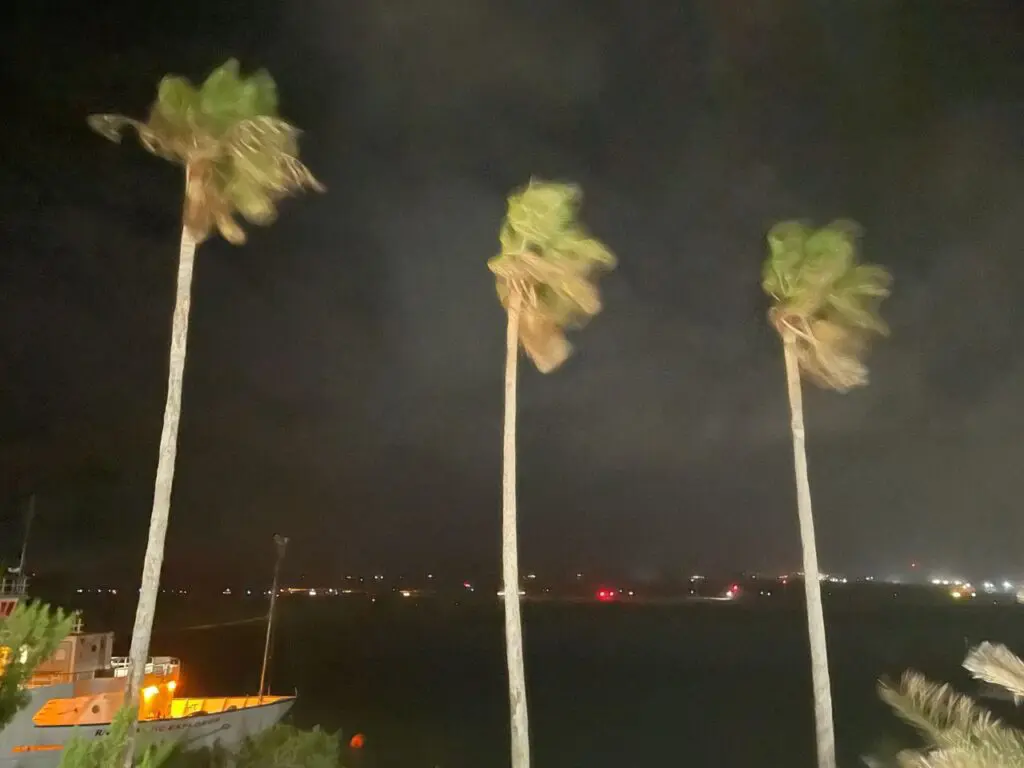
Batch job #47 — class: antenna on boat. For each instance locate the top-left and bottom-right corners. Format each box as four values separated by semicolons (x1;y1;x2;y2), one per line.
17;494;36;576
258;533;289;703
7;494;36;577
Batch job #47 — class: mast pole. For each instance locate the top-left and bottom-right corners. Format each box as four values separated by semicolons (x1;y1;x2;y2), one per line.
258;534;288;703
17;494;36;577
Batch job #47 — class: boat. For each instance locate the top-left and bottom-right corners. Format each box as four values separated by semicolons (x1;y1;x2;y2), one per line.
0;547;295;766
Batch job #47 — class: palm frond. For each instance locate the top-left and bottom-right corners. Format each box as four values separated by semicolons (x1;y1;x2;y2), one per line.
87;114;180;162
225;117;323;195
89;60;322;246
877;645;1024;768
790;318;870;392
763;219;891;392
964;643;1024;703
878;670;1024;767
489;179;615;373
763;220;811;300
892;747;1019;768
879;672;1000;749
519;312;572;374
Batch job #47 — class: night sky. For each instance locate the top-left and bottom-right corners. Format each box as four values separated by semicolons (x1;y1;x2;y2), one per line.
2;1;1023;585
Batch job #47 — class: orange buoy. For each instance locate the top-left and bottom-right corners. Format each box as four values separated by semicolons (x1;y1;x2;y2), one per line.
349;733;365;749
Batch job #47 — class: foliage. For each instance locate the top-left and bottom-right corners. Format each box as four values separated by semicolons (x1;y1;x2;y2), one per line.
877;641;1024;767
488;179;616;372
0;600;76;728
61;721;342;768
59;707;175;768
88;58;323;245
234;724;341;768
159;743;231;768
762;219;892;391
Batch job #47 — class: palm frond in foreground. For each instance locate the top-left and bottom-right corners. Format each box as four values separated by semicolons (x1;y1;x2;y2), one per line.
877;642;1024;768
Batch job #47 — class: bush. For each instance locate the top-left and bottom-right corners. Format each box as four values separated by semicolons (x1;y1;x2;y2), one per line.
60;714;342;768
236;724;342;768
59;708;175;768
0;600;76;728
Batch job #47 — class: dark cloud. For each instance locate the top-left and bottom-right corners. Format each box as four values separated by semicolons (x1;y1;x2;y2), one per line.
2;0;1024;582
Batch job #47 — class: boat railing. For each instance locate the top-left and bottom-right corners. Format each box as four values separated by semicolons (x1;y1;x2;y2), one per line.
110;656;181;677
0;574;28;598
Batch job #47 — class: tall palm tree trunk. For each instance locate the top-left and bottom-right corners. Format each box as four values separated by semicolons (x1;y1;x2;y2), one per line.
124;224;198;720
783;333;837;768
502;291;531;768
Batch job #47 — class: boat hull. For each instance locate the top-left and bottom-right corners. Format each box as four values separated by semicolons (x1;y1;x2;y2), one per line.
0;695;295;767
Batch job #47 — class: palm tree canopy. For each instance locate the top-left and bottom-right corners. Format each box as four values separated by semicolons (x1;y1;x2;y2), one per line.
488;179;616;373
877;642;1024;768
762;219;892;392
88;58;323;245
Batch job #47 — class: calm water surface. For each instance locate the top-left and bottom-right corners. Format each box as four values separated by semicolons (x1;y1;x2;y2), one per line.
67;597;1024;768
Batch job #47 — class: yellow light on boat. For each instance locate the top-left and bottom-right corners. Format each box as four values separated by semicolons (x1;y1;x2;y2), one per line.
166;680;177;693
142;686;159;700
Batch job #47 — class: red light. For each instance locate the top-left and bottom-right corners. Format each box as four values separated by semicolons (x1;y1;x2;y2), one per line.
730;584;739;592
596;589;615;602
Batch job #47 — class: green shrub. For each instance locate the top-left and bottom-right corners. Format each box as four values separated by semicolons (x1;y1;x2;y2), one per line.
0;600;76;728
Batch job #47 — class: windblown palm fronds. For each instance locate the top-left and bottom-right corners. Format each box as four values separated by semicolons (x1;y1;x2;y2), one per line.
877;642;1024;768
89;58;322;245
488;179;616;372
763;220;892;392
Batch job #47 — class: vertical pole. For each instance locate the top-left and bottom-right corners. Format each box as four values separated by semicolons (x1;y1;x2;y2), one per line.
259;534;288;702
17;495;36;577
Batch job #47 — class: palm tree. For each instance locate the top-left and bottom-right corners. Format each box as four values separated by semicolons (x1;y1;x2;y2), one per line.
487;180;616;768
762;220;892;768
88;59;322;719
877;641;1024;768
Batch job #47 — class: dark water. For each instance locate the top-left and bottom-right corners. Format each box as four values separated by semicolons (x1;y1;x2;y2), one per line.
69;597;1024;768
